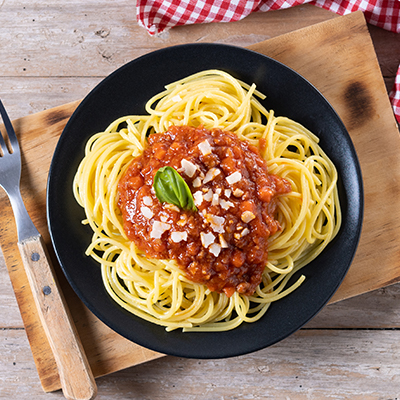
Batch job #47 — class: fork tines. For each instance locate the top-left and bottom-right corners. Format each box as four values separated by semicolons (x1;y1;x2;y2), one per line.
0;100;19;156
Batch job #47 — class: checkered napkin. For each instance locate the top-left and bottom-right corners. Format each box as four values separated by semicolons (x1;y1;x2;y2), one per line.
390;65;400;123
136;0;400;124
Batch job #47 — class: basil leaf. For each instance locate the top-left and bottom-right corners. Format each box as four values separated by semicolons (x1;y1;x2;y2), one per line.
153;166;197;212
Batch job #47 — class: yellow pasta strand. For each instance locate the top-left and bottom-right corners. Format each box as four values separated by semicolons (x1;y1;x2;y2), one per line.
73;69;341;332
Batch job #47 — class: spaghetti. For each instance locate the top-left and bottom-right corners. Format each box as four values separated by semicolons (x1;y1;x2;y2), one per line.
73;70;341;332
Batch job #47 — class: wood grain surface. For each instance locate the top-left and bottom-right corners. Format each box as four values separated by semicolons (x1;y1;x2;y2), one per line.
1;2;400;399
17;236;97;399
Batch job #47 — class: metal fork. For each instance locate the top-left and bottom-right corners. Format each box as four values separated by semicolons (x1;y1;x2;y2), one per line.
0;100;97;400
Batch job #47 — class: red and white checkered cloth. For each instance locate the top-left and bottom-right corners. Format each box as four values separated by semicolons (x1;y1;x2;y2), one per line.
390;64;400;122
137;0;400;124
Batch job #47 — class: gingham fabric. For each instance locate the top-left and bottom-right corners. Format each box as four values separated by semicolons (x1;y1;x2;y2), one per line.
136;0;400;124
137;0;400;34
390;65;400;123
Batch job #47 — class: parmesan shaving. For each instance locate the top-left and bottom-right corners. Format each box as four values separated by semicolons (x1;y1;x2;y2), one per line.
198;139;212;156
220;199;234;210
209;243;221;257
233;188;244;197
226;171;242;185
143;196;153;206
200;232;215;248
177;216;187;227
212;193;220;206
219;234;229;248
241;228;250;237
207;214;225;233
192;177;202;187
171;231;188;243
203;189;213;202
241;211;256;223
181;159;198;178
203;167;221;184
164;203;180;212
150;221;171;239
140;206;154;220
171;94;182;102
193;191;204;207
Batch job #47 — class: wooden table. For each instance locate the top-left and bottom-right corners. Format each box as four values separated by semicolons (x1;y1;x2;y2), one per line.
1;2;400;399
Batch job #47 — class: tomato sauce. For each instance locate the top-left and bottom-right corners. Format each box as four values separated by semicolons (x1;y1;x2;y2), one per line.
118;125;291;297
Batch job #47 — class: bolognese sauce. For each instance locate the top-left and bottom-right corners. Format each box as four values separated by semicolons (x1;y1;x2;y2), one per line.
118;125;291;297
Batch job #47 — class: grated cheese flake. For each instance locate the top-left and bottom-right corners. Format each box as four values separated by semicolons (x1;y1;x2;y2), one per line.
192;177;202;187
219;234;229;248
226;171;242;185
241;211;256;223
203;189;213;202
198;139;213;156
220;199;234;210
141;206;154;220
177;216;187;227
164;203;180;212
150;221;171;239
241;228;250;237
171;231;188;243
203;167;221;184
171;94;182;102
200;232;215;248
207;214;225;233
209;243;222;257
193;191;204;207
212;192;220;206
143;196;153;206
233;188;244;197
181;159;198;178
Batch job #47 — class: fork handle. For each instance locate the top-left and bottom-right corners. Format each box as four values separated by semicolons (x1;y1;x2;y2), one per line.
18;235;97;400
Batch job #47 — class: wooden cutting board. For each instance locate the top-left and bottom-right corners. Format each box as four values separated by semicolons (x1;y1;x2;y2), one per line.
0;11;399;393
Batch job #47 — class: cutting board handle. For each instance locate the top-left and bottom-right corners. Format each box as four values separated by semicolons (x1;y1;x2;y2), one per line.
18;235;97;400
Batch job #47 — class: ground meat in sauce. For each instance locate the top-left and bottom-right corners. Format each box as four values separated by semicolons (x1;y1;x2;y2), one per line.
118;125;291;297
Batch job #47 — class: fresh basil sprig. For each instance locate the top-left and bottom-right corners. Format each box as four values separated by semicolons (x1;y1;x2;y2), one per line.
153;166;197;212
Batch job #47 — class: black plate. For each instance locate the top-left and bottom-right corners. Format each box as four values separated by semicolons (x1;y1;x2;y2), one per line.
47;43;363;359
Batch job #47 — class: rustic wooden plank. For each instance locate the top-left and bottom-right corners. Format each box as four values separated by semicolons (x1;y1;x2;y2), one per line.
0;329;46;399
0;1;396;88
0;6;396;120
0;253;24;328
2;328;400;399
306;283;400;329
0;77;102;119
116;331;400;399
0;3;340;78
